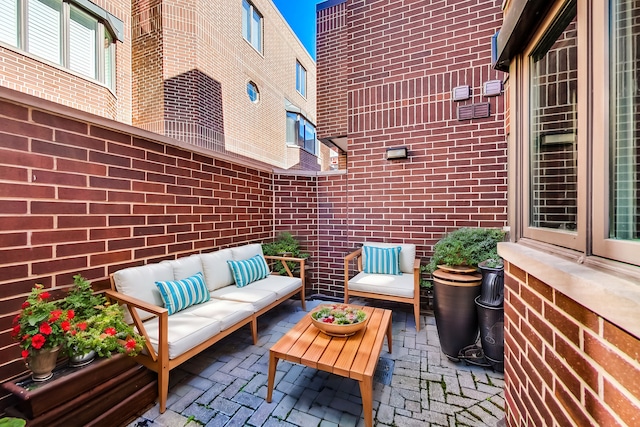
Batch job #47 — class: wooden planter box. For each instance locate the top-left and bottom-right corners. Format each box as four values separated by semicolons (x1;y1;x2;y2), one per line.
2;354;156;426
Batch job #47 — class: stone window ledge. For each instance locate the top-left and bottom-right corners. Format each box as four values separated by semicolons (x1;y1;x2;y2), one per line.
498;242;640;340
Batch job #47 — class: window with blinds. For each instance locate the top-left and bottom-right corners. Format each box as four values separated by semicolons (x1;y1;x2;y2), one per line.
0;0;119;90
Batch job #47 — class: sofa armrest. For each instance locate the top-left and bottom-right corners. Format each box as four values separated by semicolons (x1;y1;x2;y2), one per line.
344;248;363;282
104;289;167;362
264;255;305;278
413;258;421;294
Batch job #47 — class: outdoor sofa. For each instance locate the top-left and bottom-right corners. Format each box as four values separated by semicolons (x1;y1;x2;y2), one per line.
106;243;306;413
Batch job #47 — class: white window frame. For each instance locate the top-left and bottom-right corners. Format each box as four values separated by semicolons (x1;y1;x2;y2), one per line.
286;110;318;155
242;0;262;53
296;60;306;97
0;0;118;90
512;0;640;270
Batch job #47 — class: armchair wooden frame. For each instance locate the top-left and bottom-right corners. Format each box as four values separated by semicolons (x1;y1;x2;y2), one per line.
344;248;421;331
107;255;306;413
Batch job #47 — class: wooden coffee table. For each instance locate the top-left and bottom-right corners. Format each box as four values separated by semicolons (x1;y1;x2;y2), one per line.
266;305;392;427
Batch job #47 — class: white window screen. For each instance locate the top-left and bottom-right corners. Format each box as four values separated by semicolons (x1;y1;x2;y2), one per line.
28;0;62;65
69;5;96;79
0;0;18;46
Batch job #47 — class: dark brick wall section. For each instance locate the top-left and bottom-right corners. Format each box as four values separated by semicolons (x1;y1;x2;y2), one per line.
0;97;273;383
503;261;640;426
317;0;508;262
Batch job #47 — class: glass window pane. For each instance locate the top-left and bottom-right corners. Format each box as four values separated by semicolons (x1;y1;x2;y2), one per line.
286;112;297;144
296;61;306;97
0;0;18;46
69;6;97;79
242;0;250;41
305;123;316;153
251;8;261;51
28;0;62;65
529;10;578;232
104;29;115;90
247;81;259;103
298;117;305;147
609;0;640;240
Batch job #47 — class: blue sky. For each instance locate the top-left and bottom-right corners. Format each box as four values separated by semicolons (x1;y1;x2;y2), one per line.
273;0;326;60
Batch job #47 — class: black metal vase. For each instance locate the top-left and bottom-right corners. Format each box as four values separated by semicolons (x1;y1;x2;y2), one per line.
475;296;504;372
432;267;482;360
477;260;504;306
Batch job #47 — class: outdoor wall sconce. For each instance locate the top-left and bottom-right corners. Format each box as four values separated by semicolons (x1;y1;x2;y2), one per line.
386;147;408;160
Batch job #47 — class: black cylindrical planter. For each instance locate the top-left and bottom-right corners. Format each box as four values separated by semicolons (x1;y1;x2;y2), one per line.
477;261;504;307
433;268;482;360
475;296;504;372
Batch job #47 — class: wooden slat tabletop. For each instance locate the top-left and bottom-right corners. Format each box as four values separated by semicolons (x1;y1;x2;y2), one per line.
270;305;391;379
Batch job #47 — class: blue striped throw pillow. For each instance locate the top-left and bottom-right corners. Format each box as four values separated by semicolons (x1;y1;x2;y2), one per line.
363;245;402;275
227;254;270;287
155;272;210;315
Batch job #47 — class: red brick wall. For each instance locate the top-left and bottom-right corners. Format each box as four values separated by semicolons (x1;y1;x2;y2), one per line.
504;262;640;426
316;1;349;141
316;0;508;261
0;94;274;385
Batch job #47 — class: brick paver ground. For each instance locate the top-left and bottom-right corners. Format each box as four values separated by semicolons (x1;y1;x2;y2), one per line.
128;299;505;427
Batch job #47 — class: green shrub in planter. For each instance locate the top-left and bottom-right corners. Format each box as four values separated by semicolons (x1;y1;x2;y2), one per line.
426;227;505;273
262;232;309;276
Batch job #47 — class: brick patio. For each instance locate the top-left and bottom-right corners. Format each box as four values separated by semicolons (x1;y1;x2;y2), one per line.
128;300;505;427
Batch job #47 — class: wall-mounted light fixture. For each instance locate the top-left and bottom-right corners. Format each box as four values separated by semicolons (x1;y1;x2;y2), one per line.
386;146;408;160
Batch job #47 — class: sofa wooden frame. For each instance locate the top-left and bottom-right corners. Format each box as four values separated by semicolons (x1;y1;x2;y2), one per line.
106;256;305;413
343;248;421;331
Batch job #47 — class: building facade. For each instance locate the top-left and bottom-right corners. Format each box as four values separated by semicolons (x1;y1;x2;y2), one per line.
496;0;640;425
316;0;508;254
0;0;321;170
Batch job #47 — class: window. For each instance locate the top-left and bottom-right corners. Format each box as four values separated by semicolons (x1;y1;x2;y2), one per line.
247;81;260;103
0;0;120;89
242;0;262;53
286;111;317;155
296;61;306;97
515;0;640;268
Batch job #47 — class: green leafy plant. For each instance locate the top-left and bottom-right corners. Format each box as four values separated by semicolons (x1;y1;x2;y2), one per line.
0;417;26;427
262;232;309;275
426;227;506;273
419;265;433;289
61;275;145;358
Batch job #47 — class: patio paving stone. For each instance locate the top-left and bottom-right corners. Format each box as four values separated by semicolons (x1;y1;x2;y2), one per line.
128;299;504;426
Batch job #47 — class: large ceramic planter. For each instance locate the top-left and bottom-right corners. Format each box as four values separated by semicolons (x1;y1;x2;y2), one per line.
432;266;482;360
26;346;61;381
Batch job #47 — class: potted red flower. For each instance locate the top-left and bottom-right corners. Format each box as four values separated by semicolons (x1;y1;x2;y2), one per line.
11;284;73;381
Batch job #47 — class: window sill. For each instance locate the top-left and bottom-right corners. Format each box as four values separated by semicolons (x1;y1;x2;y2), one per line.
498;242;640;340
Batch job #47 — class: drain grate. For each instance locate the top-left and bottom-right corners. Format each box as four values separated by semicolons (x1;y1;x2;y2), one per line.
374;357;395;385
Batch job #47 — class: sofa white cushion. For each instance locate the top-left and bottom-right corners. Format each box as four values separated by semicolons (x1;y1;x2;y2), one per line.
200;249;234;291
363;242;416;274
348;271;415;298
186;299;254;331
142;312;222;360
112;262;173;308
245;275;302;299
230;243;265;261
210;285;278;312
163;255;202;281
